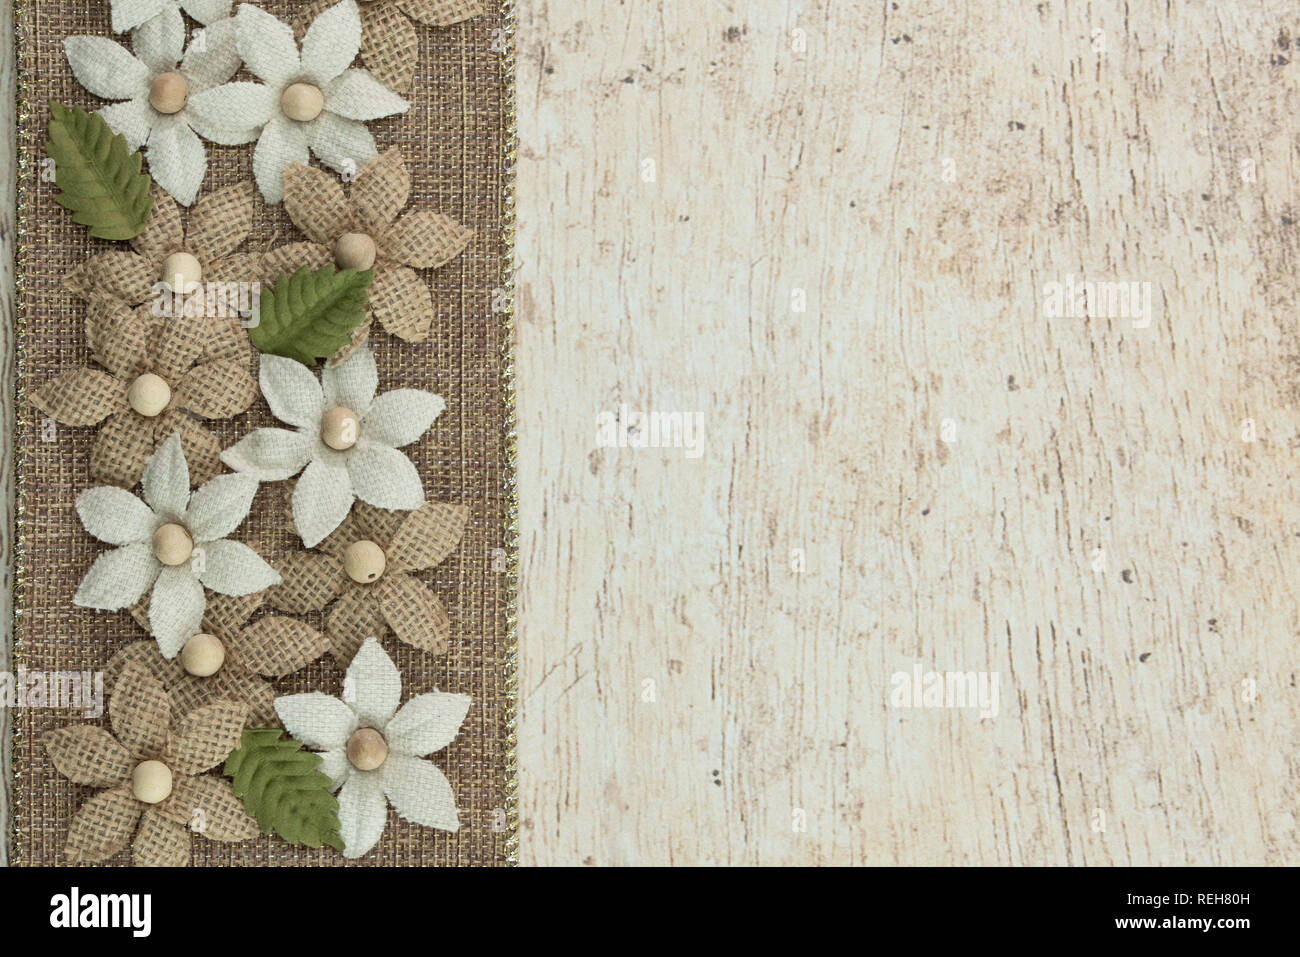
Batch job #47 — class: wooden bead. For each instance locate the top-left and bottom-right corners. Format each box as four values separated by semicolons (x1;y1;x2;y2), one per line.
161;251;202;289
343;540;386;583
281;82;325;122
346;728;389;771
127;373;171;417
334;232;377;271
321;406;361;450
180;633;225;677
152;523;193;566
148;71;190;114
132;760;173;804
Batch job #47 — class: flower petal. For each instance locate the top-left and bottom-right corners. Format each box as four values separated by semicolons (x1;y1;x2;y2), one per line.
99;97;157;152
293;457;356;547
76;486;158;545
321;343;377;414
132;12;184;72
174;358;258;419
275;691;357;750
385;691;470;758
187;180;255;263
266;552;347;612
110;663;172;756
64;787;142;863
146;115;207;206
110;0;174;33
130;183;185;259
380;209;471;269
133;808;191;866
343;636;401;728
324;587;386;666
337;769;387;858
64;35;151;100
254;115;311;204
187;81;276;142
260;240;333;282
367;265;434;341
361;389;443;449
106;639;186;690
44;726;134;786
396;0;481;27
156;774;259;841
358;1;417;93
235;3;302;87
184;473;260;542
221;427;314;481
75;544;161;610
182;16;242;93
318;748;350;788
308;111;378;177
300;0;362;86
349;148;409;233
91;412;157;488
259;353;325;428
282;163;350;245
67;253;155;305
348;445;424;511
233;616;327;676
153;411;224;486
323;68;409;121
374;572;450;654
386;503;468;571
30;368;127;426
180;0;232;26
141;432;191;518
149;564;207;658
381;753;459;832
196;539;282;596
170;667;278;727
164;699;247;774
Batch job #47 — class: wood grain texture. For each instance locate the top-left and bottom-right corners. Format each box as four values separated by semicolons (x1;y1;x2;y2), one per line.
515;0;1300;865
0;0;14;868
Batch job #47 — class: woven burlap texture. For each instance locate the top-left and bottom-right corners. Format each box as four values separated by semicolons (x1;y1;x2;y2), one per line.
18;0;510;866
275;637;470;858
293;0;483;93
43;663;258;865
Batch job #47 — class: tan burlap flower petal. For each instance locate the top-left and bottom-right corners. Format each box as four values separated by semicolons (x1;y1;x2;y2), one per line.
110;664;173;758
85;297;150;380
260;241;333;283
163;699;249;775
359;1;419;93
130;186;186;262
202;591;266;640
133;809;191;866
65;251;156;305
156;775;260;842
170;668;278;727
368;265;435;341
174;358;258;418
350;148;410;233
231;616;327;677
379;209;472;269
92;411;157;487
152;317;211;384
204;316;256;365
339;499;406;552
206;251;263;286
29;368;126;426
266;552;348;612
283;163;351;245
186;182;256;265
397;0;482;28
374;571;451;654
65;786;142;863
325;586;386;666
153;411;224;485
387;503;469;572
106;639;187;693
43;726;134;787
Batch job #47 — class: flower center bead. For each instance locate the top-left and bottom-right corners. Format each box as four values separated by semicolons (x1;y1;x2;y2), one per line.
321;406;360;450
127;373;171;417
152;523;194;566
281;82;325;122
180;633;225;677
132;760;174;803
334;232;377;271
161;251;202;289
343;540;386;583
148;72;189;114
346;727;388;771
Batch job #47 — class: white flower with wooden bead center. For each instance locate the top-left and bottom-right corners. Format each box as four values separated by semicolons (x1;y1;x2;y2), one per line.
73;433;281;658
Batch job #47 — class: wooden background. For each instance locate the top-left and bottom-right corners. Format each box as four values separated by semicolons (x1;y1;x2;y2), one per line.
6;0;1300;866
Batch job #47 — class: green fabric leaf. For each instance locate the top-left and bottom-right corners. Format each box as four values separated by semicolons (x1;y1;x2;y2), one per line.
45;101;153;241
223;728;346;851
250;264;374;366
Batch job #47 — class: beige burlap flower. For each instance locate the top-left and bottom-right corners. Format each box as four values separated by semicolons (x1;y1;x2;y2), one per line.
42;663;258;866
30;296;257;488
263;149;471;360
266;498;468;665
64;181;262;312
295;0;483;93
110;591;328;726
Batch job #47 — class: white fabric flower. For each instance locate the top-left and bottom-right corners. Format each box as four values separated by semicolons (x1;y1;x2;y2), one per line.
188;0;409;204
107;0;232;36
220;345;443;548
74;432;282;658
275;637;470;858
64;17;242;205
